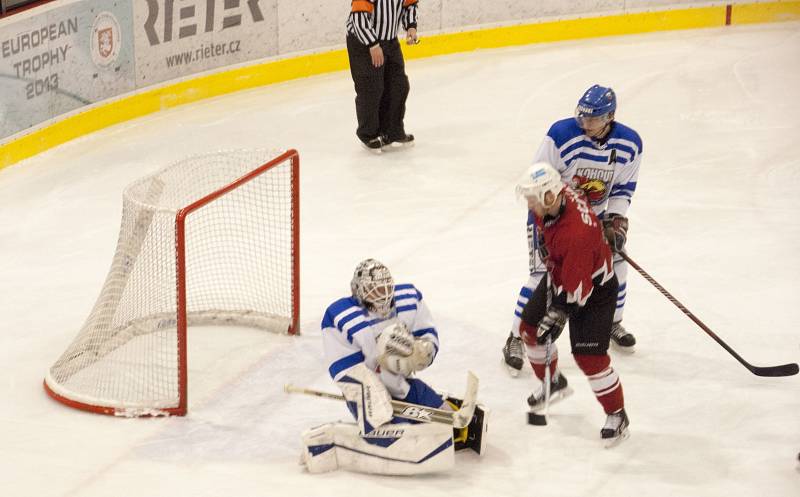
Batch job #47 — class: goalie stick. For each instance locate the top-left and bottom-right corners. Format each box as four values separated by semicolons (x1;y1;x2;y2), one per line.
285;371;479;429
621;251;798;377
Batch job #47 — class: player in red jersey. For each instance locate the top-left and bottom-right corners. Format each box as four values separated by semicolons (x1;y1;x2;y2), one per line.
516;162;630;445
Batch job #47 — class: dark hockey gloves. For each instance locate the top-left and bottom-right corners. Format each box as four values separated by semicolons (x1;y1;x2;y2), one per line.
603;214;629;253
536;307;568;344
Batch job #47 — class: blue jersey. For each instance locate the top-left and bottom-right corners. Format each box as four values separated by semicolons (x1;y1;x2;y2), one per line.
320;283;439;399
533;118;643;218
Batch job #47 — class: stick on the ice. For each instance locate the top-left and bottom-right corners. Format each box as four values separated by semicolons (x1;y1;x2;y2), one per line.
527;335;553;426
620;251;798;377
543;336;552;419
285;371;479;428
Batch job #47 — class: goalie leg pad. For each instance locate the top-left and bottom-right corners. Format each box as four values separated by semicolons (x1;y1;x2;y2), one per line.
303;422;455;475
300;424;339;474
337;363;394;432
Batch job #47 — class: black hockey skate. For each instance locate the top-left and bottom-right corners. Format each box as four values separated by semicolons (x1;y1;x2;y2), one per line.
502;332;525;377
447;396;489;455
601;408;630;448
360;136;385;154
610;322;636;353
383;133;415;149
526;371;573;411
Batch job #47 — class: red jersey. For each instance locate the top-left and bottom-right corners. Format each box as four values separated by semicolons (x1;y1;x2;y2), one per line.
535;187;614;307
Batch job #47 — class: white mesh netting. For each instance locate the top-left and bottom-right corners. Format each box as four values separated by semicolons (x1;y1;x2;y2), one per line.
45;150;298;416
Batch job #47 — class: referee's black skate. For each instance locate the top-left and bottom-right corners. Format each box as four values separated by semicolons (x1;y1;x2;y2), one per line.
610;322;636;353
360;136;385;154
384;133;415;148
527;371;572;411
601;408;630;448
502;332;525;377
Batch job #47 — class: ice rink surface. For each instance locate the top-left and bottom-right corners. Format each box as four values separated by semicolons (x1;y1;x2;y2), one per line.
1;21;798;497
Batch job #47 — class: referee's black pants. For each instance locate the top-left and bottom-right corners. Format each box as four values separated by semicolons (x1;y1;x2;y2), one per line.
346;34;410;144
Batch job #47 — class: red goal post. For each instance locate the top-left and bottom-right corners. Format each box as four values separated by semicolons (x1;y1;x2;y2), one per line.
44;149;300;416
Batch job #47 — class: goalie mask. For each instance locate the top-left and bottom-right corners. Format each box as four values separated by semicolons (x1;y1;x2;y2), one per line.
351;259;395;318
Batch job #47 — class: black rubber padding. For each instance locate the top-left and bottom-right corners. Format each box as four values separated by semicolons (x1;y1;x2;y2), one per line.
528;411;547;425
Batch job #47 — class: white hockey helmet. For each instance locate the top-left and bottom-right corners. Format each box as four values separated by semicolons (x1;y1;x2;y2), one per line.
515;162;564;208
351;259;395;318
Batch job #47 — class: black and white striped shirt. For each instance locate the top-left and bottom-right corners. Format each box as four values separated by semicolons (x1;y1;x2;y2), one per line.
347;0;418;47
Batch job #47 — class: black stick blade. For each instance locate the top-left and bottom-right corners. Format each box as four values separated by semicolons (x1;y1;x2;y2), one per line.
528;411;547;425
750;362;799;377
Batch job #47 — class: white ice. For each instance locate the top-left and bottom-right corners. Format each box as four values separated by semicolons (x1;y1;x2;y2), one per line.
1;21;799;497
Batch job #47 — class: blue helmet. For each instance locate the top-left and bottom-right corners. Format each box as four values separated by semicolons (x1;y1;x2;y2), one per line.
575;85;616;118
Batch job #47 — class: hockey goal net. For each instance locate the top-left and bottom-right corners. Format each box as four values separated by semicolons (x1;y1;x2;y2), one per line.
44;149;300;417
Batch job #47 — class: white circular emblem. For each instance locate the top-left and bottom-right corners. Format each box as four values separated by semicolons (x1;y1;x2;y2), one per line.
91;12;121;67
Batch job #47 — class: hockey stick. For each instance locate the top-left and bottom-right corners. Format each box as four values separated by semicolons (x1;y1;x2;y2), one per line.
543;337;552;419
527;336;553;426
529;285;555;426
285;371;479;428
620;251;798;377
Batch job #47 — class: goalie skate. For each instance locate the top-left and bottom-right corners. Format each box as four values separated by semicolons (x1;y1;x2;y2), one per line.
601;409;630;448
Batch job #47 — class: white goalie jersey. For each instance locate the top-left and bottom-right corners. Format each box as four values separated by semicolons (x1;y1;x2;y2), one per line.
320;283;439;399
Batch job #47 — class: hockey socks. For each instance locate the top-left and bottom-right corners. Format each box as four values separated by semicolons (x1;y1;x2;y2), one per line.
520;321;559;380
574;353;624;414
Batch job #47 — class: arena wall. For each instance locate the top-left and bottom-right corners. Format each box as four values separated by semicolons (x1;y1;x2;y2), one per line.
0;0;798;169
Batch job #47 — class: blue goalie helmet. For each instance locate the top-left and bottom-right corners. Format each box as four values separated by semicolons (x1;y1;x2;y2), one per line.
575;84;617;118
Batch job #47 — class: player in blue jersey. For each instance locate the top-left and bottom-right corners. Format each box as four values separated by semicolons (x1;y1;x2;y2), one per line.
300;259;486;475
502;85;643;375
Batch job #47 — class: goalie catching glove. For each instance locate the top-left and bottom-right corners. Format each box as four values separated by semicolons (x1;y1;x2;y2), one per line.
602;214;628;253
377;322;435;376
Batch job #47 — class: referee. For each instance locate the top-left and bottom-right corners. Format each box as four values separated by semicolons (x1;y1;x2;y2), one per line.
347;0;419;153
